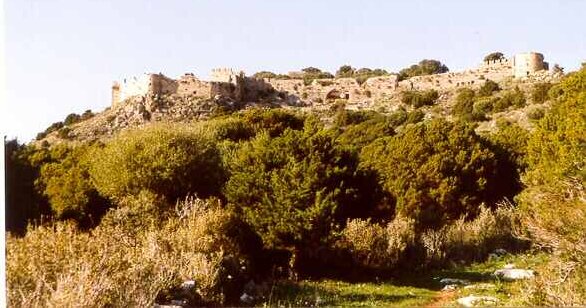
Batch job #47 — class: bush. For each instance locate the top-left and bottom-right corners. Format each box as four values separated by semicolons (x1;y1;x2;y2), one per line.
342;216;416;269
89;124;225;202
360;119;502;227
6;197;260;306
531;82;552;104
526;106;545;121
420;204;520;267
240;108;305;138
401;90;439;108
516;67;586;305
473;97;496;114
224;119;364;254
57;127;71;139
452;88;476;115
483;52;505;62
336;117;394;150
478;79;500;96
405;109;425;124
4;140;50;233
37;144;110;226
398;59;449;81
494;87;526;112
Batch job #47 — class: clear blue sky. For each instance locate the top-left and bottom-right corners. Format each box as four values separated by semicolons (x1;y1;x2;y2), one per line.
3;0;585;142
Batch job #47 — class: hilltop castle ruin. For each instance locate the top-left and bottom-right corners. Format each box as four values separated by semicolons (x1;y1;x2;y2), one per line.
111;52;557;107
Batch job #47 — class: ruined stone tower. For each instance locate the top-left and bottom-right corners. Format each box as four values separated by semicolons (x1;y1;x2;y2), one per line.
512;52;549;78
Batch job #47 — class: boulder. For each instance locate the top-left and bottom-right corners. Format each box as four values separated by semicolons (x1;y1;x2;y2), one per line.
440;278;469;286
494;268;535;280
457;295;499;307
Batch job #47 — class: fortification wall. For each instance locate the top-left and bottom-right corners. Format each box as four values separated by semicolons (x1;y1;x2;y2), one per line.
176;74;212;99
110;52;554;107
118;74;153;103
513;52;547;78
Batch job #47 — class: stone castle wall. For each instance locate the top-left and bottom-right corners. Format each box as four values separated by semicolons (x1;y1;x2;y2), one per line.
110;52;555;107
513;52;548;78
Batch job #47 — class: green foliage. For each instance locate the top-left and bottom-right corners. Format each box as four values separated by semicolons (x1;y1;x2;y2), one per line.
253;71;277;79
89;124;225;202
239;108;305;137
336;116;394;150
335;65;355;78
478;79;500;97
64;113;81;126
301;67;334;85
388;108;408;127
516;66;586;306
4;140;50;233
405;109;425;124
483;52;505;62
224;119;363;250
494;87;526;112
526;106;545;121
452;88;485;121
398;59;449;81
530;82;552;104
360;119;501;227
473;97;496;114
38;144;110;225
57;127;71;139
400;90;439;108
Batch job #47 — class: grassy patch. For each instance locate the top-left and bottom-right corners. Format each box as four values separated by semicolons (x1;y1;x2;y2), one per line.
262;279;436;307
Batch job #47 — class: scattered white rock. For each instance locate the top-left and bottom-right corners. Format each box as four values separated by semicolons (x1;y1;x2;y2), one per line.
180;280;196;290
493;248;507;256
463;283;496;290
457;295;499;307
170;299;187;306
494;268;535;280
442;284;459;291
440;278;469;286
240;292;254;304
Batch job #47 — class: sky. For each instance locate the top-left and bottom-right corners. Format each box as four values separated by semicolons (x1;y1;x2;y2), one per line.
2;0;585;142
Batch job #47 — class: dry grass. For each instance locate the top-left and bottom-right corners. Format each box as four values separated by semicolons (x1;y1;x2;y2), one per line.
6;196;238;307
421;204;519;266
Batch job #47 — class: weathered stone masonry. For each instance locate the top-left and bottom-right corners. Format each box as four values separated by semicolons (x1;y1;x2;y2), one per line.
111;52;554;107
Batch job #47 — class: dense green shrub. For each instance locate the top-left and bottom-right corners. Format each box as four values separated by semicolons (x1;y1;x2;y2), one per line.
388;108;408;127
360;119;501;227
239;108;305;137
483;52;505;62
494;87;526;112
526;106;545;120
398;59;449;81
473;97;497;114
335;65;355;78
452;88;476;115
64;113;81;126
405;109;425;124
89;124;225;202
4;140;50;233
478;79;500;96
336;117;394;150
224;119;364;252
37;144;110;226
452;88;485;121
530;82;552;104
516;67;586;305
401;90;439;108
